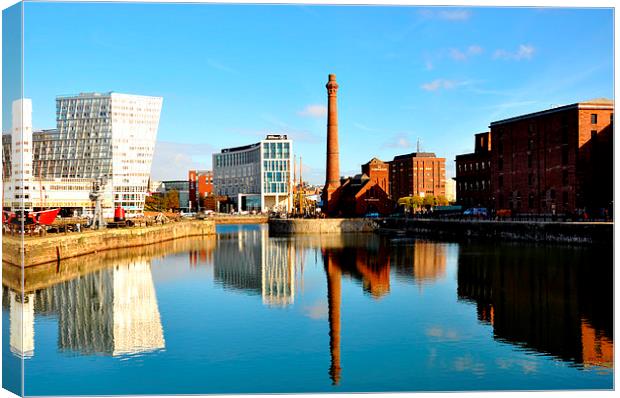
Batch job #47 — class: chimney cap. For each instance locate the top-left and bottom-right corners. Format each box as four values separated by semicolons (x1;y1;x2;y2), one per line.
328;74;336;81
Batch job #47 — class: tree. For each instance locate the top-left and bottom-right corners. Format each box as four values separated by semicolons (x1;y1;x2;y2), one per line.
422;194;436;208
144;194;164;211
165;189;180;211
436;195;449;206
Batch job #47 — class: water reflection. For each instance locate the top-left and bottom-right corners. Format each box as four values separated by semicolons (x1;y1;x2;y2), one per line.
2;226;613;393
214;227;296;306
2;288;35;358
457;243;613;369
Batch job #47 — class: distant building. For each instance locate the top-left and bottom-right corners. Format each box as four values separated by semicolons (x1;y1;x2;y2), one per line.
2;92;163;215
159;180;190;211
490;99;613;215
455;132;492;208
445;178;456;203
188;170;213;210
361;158;390;196
213;134;293;212
388;152;446;200
335;173;393;217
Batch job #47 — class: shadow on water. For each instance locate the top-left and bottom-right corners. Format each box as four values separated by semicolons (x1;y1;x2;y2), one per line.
456;242;613;369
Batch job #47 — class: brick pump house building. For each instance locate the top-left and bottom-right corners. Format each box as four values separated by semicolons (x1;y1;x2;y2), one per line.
455;132;492;209
490;98;613;216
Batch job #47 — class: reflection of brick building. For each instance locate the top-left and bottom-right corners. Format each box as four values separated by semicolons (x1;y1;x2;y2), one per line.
455;132;492;208
457;243;613;368
389;152;446;200
490;99;613;215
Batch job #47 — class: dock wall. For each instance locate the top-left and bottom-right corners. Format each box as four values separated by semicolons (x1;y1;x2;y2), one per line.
268;218;378;234
2;220;216;267
379;218;612;244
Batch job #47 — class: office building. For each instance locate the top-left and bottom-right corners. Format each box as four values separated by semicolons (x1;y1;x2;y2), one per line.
2;93;163;215
188;170;213;210
490;99;613;215
213;134;292;212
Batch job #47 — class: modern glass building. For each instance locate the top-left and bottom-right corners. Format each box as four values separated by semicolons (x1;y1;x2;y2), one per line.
2;93;163;215
213;134;292;212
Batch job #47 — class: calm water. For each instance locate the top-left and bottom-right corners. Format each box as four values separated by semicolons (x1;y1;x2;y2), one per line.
2;224;614;395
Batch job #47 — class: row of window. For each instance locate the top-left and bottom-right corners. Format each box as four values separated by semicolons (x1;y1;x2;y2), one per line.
458;161;491;173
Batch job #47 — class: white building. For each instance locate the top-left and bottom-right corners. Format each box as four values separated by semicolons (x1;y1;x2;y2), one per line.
2;93;162;215
213;134;293;212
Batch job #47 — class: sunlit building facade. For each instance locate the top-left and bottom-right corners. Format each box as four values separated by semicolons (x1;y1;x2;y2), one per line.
2;93;163;215
213;134;292;212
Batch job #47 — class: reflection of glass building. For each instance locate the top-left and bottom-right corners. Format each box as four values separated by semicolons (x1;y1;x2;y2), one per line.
7;289;35;358
12;260;165;357
213;134;292;212
261;239;295;307
213;227;264;294
213;226;296;306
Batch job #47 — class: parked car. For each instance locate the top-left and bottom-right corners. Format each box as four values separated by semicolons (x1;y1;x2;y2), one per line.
463;207;488;218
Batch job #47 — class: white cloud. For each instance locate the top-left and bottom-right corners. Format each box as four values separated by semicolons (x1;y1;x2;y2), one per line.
297;104;327;118
493;44;535;61
421;78;457;91
420;9;472;21
449;45;483;61
438;9;472;21
382;133;414;149
151;140;214;181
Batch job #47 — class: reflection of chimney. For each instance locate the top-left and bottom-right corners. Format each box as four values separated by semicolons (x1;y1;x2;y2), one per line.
323;74;340;214
325;252;342;385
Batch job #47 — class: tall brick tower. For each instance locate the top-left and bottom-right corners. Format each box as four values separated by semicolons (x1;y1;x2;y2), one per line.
323;74;340;214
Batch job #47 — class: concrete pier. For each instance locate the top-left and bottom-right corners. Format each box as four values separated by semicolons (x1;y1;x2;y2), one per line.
268;218;378;235
2;220;216;267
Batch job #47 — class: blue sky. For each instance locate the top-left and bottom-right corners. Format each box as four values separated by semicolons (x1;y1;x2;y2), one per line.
10;2;615;183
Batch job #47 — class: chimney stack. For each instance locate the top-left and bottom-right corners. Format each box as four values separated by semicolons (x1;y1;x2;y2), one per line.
323;74;340;213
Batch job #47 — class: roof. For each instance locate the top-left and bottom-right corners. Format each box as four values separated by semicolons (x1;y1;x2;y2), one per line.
392;152;437;161
490;98;614;126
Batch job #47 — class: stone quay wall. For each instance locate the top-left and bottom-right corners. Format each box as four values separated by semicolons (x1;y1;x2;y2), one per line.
268;218;379;235
379;218;612;244
2;220;216;267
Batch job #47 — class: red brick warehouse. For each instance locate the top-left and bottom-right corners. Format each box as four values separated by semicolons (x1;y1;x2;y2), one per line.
490;99;613;216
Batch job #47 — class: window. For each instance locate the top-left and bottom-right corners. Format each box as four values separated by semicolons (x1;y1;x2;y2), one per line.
528;173;533;186
561;127;569;144
498;158;503;171
591;114;598;124
591;130;597;141
562;169;569;186
498;175;503;188
528;194;535;209
562;147;569;165
563;191;569;206
527;154;533;168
